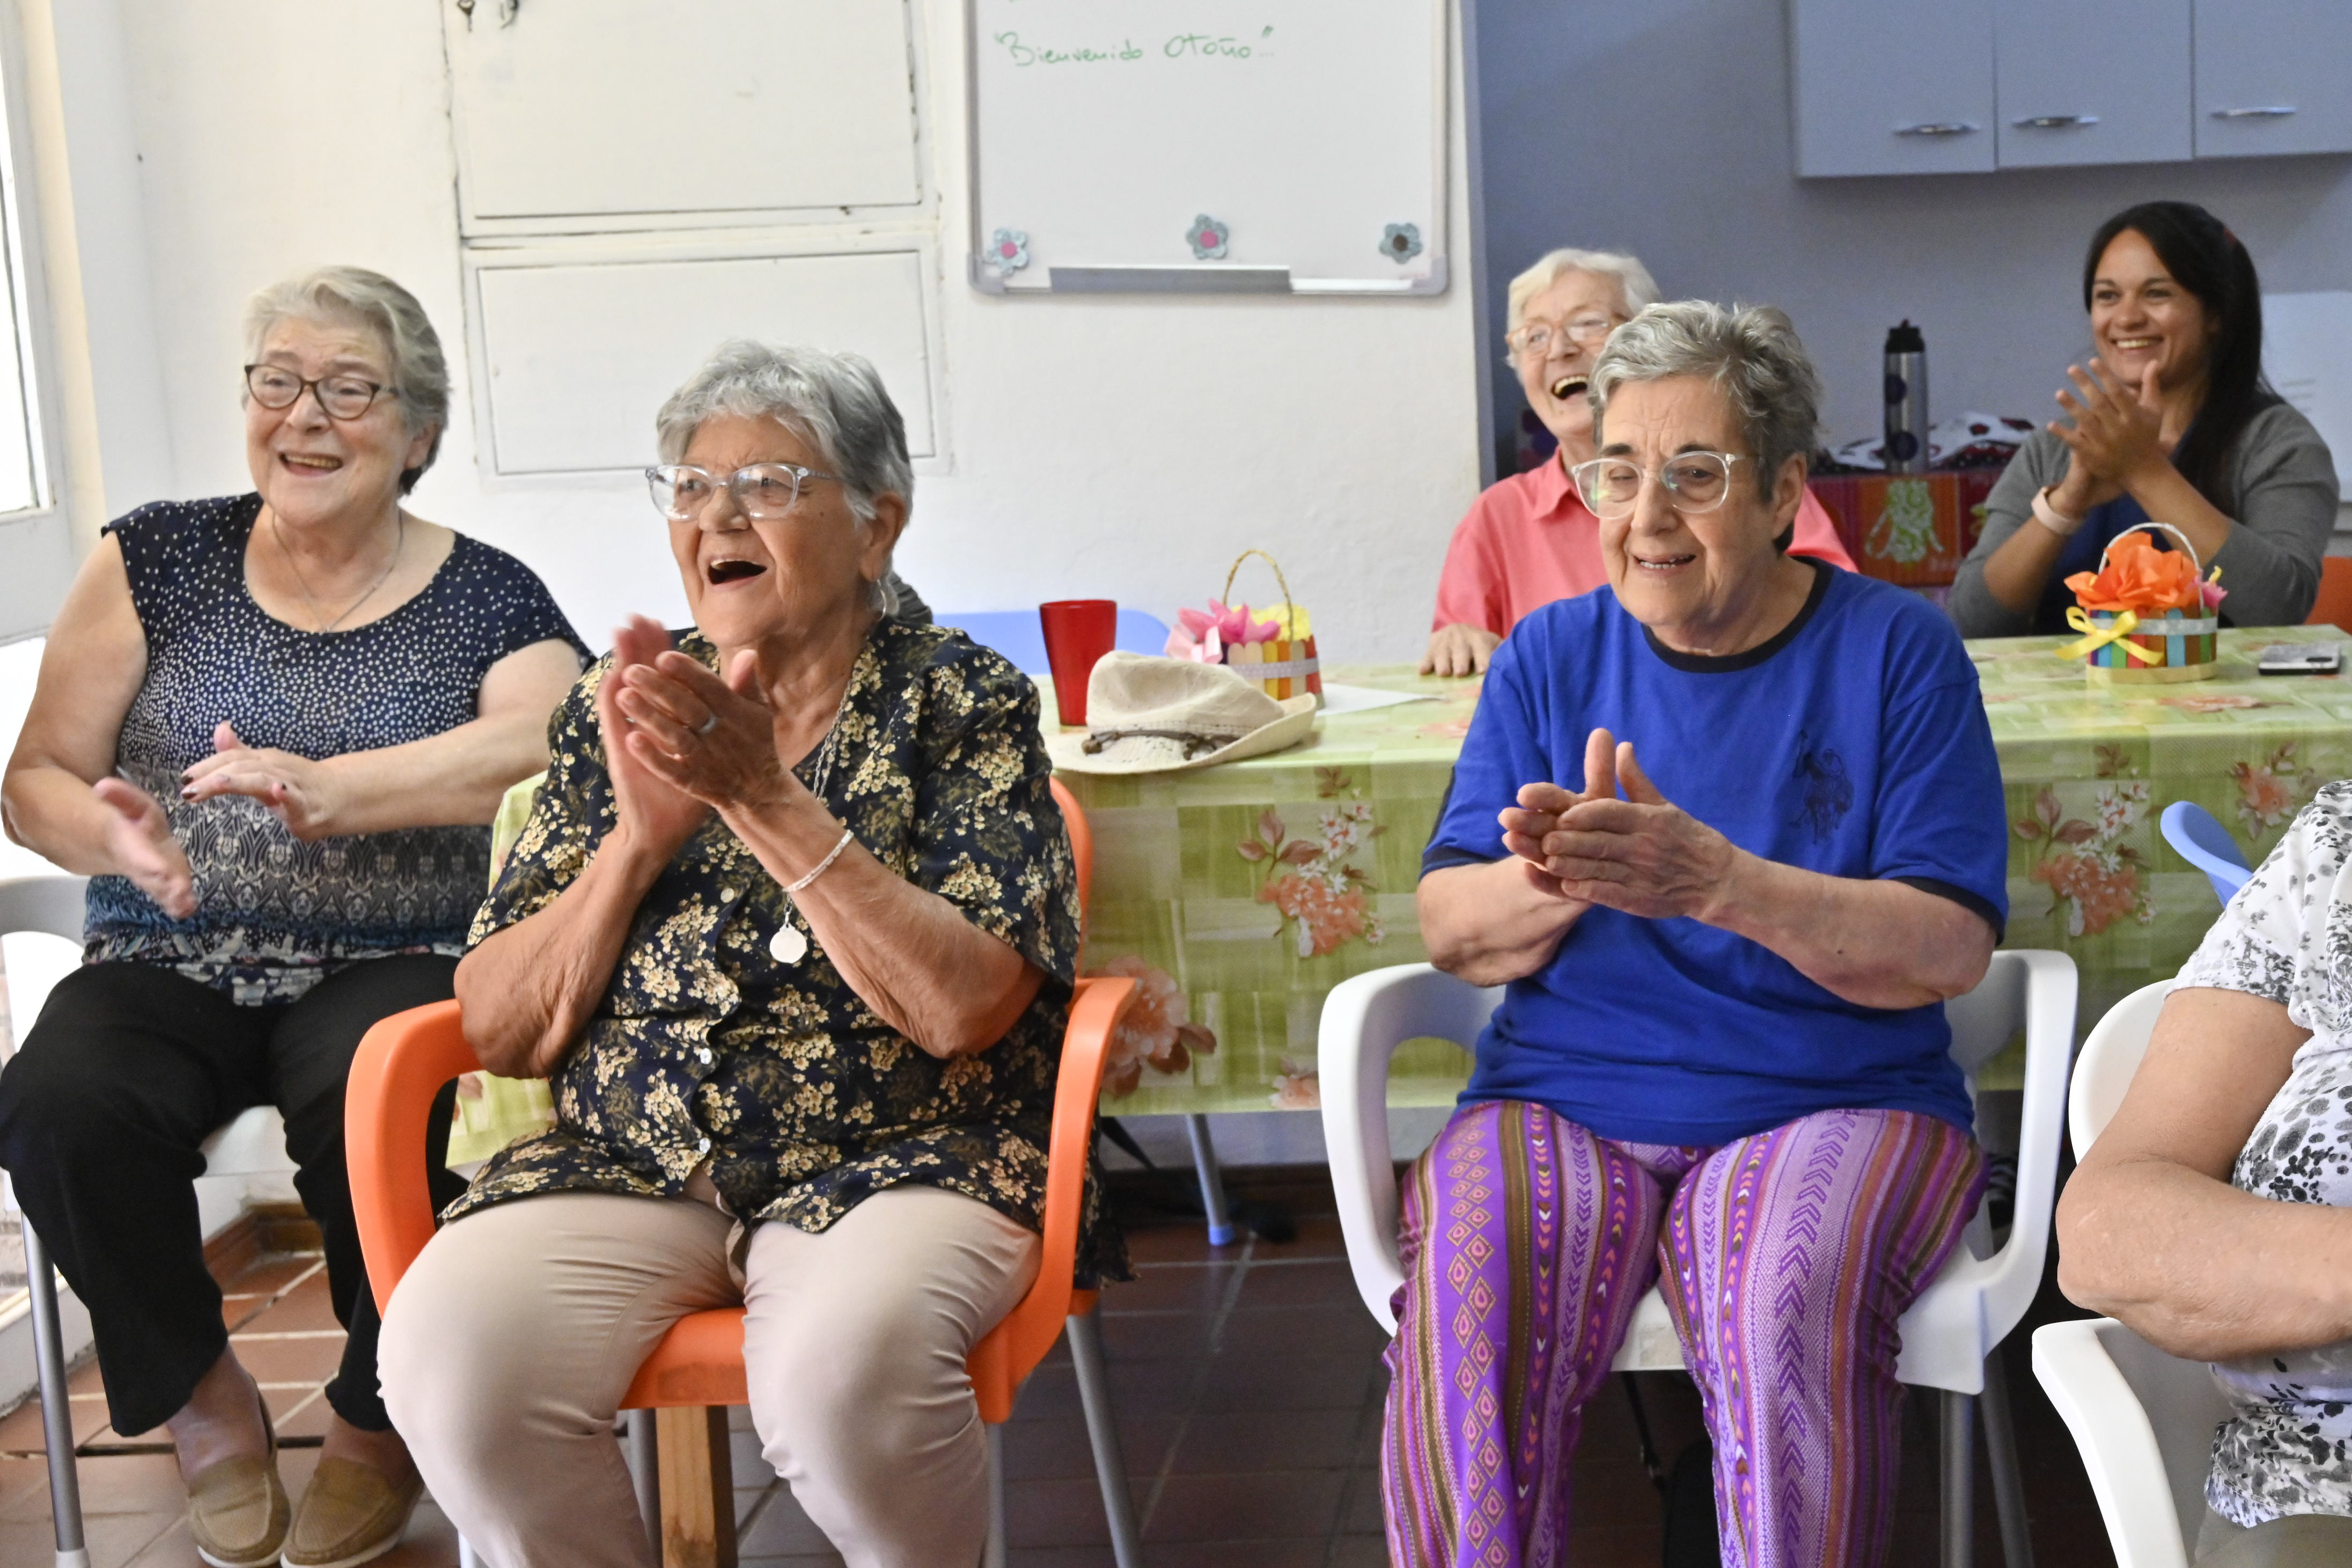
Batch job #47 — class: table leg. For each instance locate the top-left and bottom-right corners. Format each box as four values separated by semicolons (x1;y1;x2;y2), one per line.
1184;1115;1239;1246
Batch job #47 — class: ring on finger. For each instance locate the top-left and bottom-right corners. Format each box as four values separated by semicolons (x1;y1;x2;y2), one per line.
695;712;719;736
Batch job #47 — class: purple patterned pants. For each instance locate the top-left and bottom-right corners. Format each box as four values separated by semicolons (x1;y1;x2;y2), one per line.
1379;1099;1985;1568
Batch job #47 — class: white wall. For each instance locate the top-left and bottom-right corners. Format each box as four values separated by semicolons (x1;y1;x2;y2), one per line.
101;0;1482;665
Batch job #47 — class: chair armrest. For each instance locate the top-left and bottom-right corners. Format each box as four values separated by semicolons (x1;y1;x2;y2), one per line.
1317;963;1500;1333
346;999;481;1316
971;975;1134;1405
1980;947;2076;1342
2032;1320;2197;1568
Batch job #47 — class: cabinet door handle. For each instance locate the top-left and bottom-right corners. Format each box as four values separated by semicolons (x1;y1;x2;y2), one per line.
2014;114;2100;129
1894;122;1979;137
2211;106;2297;119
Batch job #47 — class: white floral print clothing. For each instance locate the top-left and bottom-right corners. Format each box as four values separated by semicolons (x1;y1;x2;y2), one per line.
2177;779;2352;1527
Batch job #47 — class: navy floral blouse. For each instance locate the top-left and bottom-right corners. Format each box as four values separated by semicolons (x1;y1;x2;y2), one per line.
449;618;1127;1282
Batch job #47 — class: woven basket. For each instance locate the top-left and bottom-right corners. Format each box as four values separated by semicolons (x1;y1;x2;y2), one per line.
1217;550;1322;702
2076;524;2218;684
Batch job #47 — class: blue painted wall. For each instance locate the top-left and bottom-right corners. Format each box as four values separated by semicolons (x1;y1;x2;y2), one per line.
1473;0;2352;470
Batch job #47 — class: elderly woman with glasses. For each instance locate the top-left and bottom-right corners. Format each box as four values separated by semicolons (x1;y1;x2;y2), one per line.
378;340;1106;1568
0;267;585;1568
1421;249;1853;676
1394;301;2009;1566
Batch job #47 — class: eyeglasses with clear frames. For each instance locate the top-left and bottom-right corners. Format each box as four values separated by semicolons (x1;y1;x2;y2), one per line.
1505;314;1620;357
245;364;388;421
1568;451;1747;520
646;462;842;522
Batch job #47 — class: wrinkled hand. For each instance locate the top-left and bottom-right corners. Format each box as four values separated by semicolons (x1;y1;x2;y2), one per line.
2050;357;2168;509
92;776;195;918
597;616;712;861
608;618;792;818
1504;729;1738;921
179;723;343;840
1421;623;1501;678
1495;728;1619;906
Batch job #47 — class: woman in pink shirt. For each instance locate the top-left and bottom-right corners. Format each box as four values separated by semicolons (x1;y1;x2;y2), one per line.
1424;250;1855;675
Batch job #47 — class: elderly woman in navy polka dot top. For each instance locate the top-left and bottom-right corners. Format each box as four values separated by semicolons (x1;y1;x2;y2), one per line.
0;267;586;1568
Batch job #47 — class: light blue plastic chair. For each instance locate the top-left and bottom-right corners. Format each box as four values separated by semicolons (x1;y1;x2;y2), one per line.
2159;800;2252;906
940;608;1171;674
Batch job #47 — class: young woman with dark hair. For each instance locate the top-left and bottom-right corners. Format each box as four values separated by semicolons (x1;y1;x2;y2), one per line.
1950;200;2339;636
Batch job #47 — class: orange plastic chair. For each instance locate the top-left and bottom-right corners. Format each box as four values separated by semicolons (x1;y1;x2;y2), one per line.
2307;556;2352;634
347;779;1139;1568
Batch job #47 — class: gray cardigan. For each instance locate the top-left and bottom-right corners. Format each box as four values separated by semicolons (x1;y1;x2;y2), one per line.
1947;401;2340;637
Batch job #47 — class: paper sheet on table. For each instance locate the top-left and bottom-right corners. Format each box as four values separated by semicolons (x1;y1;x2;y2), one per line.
1318;683;1439;715
2264;292;2352;491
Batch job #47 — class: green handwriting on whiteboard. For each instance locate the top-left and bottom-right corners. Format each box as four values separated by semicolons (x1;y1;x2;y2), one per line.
992;32;1143;65
991;29;1271;66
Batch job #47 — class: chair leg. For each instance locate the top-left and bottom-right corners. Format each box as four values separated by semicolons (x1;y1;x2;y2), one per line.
23;1223;90;1568
625;1409;663;1560
983;1425;1007;1568
1067;1307;1144;1568
1941;1389;1975;1568
1184;1114;1238;1246
1980;1346;2034;1568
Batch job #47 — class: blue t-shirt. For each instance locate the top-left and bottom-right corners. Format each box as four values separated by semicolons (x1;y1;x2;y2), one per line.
1423;561;2008;1146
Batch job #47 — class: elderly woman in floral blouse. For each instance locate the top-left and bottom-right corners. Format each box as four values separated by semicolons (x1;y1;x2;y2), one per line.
377;341;1104;1568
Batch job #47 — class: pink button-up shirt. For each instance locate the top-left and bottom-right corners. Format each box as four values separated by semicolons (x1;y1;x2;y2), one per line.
1430;457;1858;636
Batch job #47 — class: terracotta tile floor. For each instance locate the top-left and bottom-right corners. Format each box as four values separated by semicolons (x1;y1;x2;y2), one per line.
0;1184;2123;1566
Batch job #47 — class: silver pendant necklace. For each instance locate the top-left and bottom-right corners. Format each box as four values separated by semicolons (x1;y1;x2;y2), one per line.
274;509;406;634
769;672;856;965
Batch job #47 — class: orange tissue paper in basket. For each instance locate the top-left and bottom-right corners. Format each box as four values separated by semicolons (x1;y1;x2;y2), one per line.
2056;525;2225;683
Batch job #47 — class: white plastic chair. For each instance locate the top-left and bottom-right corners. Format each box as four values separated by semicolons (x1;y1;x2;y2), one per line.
1320;949;2077;1568
0;875;297;1568
2031;977;2236;1568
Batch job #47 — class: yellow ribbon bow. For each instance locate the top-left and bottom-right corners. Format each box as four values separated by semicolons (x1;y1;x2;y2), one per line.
2055;606;2161;664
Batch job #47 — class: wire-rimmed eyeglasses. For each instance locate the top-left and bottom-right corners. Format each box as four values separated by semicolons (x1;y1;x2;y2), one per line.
646;462;841;522
1505;314;1620;358
244;364;389;421
1568;451;1747;520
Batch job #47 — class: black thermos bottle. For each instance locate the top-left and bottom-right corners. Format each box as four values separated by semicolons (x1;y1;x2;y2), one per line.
1883;321;1928;475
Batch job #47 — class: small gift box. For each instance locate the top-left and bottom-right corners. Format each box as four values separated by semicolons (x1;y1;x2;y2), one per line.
2056;524;2225;685
1167;549;1323;702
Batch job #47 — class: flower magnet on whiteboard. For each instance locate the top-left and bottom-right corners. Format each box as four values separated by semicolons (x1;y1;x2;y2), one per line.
985;229;1031;276
1380;223;1423;264
1185;215;1230;261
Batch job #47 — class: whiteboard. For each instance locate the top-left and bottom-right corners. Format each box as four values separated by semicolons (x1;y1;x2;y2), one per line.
966;0;1449;296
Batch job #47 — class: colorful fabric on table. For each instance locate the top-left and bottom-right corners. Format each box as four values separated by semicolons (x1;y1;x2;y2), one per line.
1429;458;1855;638
1424;561;2007;1146
1380;1098;1984;1568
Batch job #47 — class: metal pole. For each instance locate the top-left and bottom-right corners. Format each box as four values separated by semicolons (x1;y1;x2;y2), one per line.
23;1223;90;1568
982;1425;1008;1568
1942;1389;1975;1568
1980;1346;2035;1568
1184;1114;1239;1246
1067;1308;1143;1568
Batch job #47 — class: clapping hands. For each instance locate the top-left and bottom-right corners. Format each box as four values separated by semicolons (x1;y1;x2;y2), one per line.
1498;727;1737;922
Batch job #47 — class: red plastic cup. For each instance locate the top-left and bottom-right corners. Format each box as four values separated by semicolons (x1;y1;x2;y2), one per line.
1039;600;1118;727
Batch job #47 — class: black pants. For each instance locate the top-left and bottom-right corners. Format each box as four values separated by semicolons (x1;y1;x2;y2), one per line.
0;957;464;1437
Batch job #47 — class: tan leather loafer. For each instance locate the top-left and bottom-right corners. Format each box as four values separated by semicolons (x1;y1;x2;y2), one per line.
282;1457;424;1568
187;1449;291;1568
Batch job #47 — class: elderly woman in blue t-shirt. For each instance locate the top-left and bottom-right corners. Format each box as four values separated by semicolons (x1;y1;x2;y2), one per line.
1386;300;2011;1568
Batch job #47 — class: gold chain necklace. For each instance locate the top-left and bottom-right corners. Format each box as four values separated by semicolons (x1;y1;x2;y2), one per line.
273;510;406;633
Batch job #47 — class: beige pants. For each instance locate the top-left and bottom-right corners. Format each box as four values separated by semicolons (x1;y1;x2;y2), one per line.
378;1184;1040;1568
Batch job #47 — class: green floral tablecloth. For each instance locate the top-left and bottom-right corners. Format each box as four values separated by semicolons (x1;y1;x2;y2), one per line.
1064;631;2352;1110
472;629;2352;1139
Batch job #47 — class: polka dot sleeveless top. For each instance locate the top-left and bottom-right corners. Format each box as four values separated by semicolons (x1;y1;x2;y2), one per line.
85;494;588;1004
